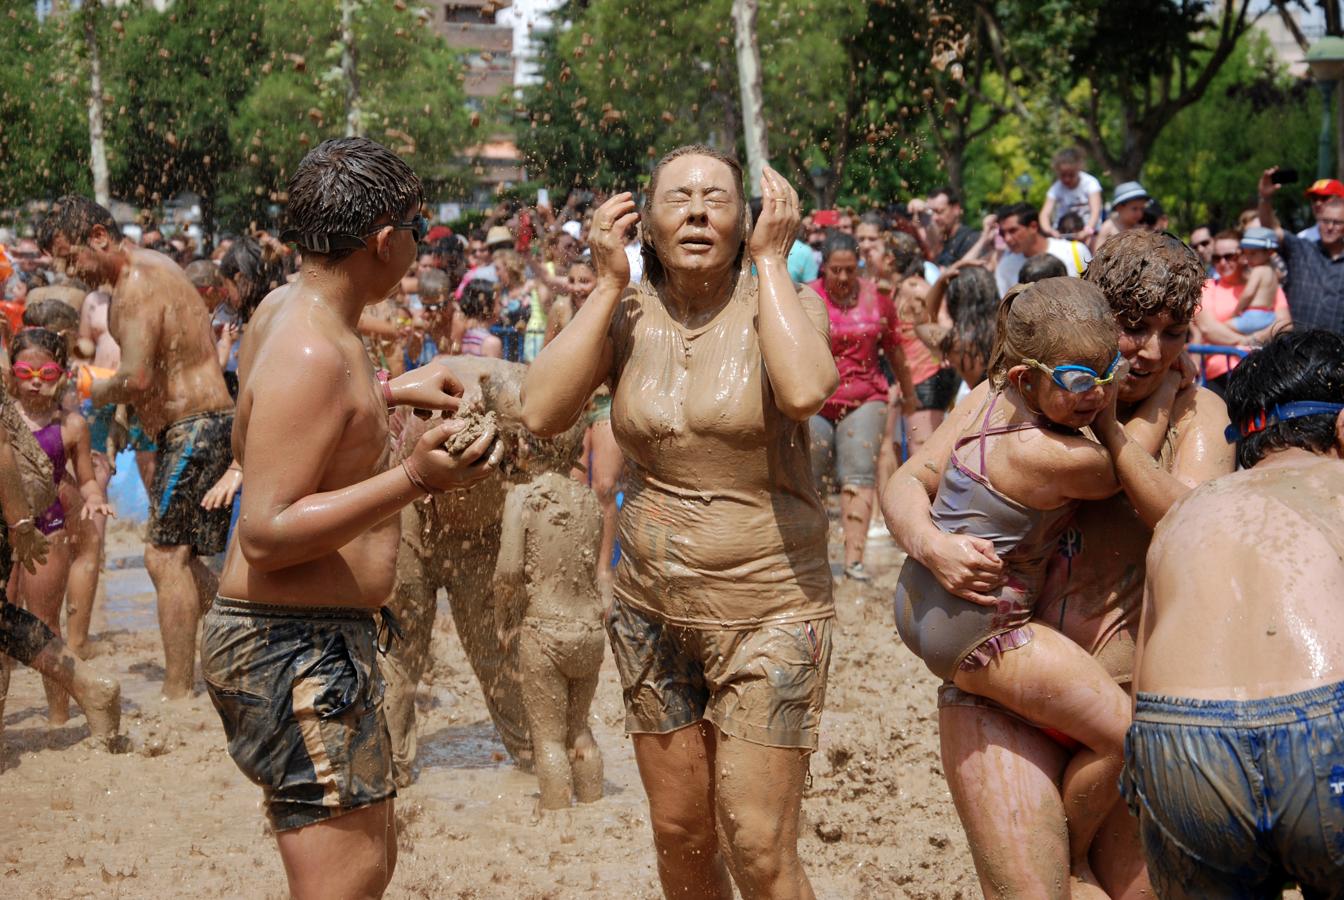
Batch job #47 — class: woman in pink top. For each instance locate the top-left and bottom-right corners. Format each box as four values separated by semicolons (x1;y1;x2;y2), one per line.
1193;231;1292;392
808;233;915;581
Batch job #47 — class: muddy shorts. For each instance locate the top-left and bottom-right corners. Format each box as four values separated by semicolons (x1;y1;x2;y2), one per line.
201;598;397;832
520;617;605;681
605;599;832;750
810;400;886;491
148;411;233;555
1122;682;1344;899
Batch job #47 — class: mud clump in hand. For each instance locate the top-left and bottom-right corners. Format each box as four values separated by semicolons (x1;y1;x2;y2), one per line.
442;408;502;461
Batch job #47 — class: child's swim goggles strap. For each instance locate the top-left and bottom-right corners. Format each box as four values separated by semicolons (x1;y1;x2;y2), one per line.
1224;401;1344;443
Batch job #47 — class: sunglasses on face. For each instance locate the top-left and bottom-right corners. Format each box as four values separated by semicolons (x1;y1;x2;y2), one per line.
1212;252;1242;263
12;362;65;382
1022;351;1123;393
280;214;429;254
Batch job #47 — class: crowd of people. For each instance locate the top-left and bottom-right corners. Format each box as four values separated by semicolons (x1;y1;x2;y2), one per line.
0;136;1342;900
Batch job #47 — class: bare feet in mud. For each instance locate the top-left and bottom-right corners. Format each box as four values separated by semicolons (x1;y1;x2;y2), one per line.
78;673;122;747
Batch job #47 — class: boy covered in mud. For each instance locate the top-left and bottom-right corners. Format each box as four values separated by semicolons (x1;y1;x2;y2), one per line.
202;137;502;900
493;421;604;810
1126;328;1344;898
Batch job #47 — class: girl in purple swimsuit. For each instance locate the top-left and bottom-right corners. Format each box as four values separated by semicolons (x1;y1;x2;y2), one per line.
5;327;113;726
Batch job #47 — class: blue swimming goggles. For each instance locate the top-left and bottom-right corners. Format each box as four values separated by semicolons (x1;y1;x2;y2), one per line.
1021;352;1124;394
1224;401;1344;443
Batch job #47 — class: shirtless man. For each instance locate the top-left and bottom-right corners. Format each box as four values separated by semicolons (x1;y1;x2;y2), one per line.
886;230;1234;898
201;137;501;899
1127;329;1344;898
39;197;233;700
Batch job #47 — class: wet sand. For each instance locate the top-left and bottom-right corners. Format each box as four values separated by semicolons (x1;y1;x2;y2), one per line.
1;520;983;898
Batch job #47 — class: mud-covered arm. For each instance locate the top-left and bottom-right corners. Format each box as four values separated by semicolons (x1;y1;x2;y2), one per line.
522;194;634;436
492;487;528;644
1094;386;1233;529
880;381;1006;603
753;168;839;421
91;277;160;407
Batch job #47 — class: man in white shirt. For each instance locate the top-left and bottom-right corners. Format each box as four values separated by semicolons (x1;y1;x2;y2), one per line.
994;202;1092;296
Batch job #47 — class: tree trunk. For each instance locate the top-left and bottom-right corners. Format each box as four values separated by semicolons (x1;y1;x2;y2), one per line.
731;0;769;196
199;190;215;257
85;8;110;208
1325;0;1342;37
341;0;362;137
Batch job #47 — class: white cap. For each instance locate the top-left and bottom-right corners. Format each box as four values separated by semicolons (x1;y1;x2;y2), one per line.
561;220;583;241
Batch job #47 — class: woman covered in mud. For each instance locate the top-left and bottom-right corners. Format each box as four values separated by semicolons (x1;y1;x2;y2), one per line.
884;231;1233;899
523;144;838;900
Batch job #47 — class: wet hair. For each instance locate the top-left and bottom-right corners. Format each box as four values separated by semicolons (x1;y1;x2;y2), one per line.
997;202;1039;229
940;312;996;387
1052;147;1083;168
1019;253;1068;284
21;299;79;334
641;144;747;286
820;232;859;264
945;266;998;322
36;196;122;252
492;249;526;285
218;236;285;322
10;327;67;368
418;267;450;300
284;137;423;262
931;186;961;207
1057;212;1085;236
1084;230;1203;327
986;278;1117;391
1225;329;1344;469
459;279;497;320
184;259;225;291
887;231;925;278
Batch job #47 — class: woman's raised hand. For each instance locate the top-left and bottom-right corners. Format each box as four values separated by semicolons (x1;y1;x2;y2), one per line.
588;192;639;290
749;166;800;264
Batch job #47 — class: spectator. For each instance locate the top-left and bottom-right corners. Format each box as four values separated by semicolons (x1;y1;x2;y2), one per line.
1189;224;1216;276
1193;230;1291;394
1094;181;1149;250
993;202;1091;296
1297;178;1344;241
808;232;915;582
1258;166;1344;334
927;186;981;267
1018;253;1068;283
1056;211;1086;240
459;278;504;358
1039;148;1102;241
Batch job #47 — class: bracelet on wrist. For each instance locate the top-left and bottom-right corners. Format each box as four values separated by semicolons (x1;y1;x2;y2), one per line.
9;517;34;531
401;459;435;495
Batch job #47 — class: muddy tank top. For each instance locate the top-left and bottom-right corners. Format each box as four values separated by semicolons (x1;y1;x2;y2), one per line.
607;274;834;629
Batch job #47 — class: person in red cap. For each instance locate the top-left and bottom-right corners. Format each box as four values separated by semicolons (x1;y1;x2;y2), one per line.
1297;178;1344;242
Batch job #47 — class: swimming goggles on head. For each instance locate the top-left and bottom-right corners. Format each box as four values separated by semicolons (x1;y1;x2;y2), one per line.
1224;401;1344;443
281;214;428;254
11;362;65;382
1021;351;1123;394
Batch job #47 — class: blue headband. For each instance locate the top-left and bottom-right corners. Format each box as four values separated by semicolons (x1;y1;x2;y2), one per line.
1224;401;1344;443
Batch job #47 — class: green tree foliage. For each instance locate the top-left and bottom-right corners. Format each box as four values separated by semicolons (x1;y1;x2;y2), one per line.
1143;34;1319;232
223;0;469;228
0;1;91;208
105;0;265;236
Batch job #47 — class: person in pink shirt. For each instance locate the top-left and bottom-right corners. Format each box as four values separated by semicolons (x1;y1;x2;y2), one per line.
808;233;915;581
1193;231;1292;393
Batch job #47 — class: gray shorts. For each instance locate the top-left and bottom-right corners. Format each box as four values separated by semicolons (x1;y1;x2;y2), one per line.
810;400;887;491
1122;681;1344;898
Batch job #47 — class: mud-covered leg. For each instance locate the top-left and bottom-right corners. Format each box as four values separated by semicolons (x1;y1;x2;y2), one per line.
568;668;603;804
382;507;437;787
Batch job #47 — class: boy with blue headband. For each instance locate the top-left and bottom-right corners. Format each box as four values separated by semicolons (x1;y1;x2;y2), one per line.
1126;328;1344;898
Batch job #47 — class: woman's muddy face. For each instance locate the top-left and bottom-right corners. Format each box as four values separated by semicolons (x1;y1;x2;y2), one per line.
1211;238;1242;284
1118;311;1189;404
648;155;743;274
822;250;859;302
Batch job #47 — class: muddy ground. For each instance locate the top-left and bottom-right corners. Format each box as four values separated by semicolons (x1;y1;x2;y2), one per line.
1;521;981;898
